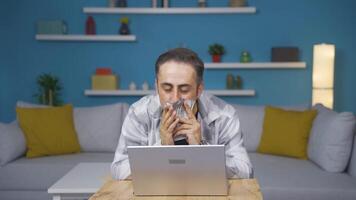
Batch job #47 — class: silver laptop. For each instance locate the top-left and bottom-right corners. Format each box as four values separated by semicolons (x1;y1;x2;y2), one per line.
127;145;228;196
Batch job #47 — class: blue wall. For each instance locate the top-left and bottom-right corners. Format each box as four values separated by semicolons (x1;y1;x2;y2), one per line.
1;0;356;122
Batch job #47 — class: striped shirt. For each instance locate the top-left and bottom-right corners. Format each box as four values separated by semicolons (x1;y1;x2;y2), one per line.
111;92;253;180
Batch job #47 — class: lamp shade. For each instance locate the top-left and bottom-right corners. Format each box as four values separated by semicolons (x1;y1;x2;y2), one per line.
312;44;335;88
312;43;335;109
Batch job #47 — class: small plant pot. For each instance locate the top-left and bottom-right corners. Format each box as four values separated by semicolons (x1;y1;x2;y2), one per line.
212;55;221;63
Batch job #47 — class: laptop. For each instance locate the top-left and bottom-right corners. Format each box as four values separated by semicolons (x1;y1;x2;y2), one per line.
127;145;228;196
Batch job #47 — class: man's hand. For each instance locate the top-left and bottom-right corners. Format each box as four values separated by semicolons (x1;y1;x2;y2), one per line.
174;101;201;145
160;105;180;145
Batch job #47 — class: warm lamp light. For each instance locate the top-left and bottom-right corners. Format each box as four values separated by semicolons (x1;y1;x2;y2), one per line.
312;44;335;109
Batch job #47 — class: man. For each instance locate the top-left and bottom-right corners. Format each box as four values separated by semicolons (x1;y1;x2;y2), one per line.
111;48;252;180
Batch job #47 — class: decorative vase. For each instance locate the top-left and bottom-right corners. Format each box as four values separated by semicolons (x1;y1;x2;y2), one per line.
198;0;206;7
212;55;221;63
236;75;243;89
162;0;169;8
42;90;54;106
152;0;158;8
117;0;127;7
85;16;96;35
240;51;252;63
108;0;117;7
226;74;235;89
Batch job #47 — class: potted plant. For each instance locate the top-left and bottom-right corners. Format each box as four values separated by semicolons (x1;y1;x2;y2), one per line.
34;73;62;106
208;43;225;63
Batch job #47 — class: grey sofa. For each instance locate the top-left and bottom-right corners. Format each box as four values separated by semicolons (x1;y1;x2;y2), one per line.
1;102;355;200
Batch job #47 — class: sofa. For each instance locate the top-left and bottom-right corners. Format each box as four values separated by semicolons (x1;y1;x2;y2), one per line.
0;101;355;200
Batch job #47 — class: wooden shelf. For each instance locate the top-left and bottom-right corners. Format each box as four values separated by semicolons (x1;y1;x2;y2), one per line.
83;7;256;14
205;62;306;69
35;34;136;42
84;89;255;96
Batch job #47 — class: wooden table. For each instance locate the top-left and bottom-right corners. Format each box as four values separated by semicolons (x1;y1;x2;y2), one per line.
89;179;263;200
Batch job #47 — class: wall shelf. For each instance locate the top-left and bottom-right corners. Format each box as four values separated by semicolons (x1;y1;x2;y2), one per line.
205;62;306;69
35;34;136;42
84;89;255;96
83;7;257;15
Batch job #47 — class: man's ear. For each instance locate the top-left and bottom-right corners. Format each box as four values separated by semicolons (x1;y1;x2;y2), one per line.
197;81;204;98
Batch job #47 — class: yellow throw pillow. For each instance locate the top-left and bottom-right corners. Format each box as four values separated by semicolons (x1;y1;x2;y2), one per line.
16;104;81;158
257;106;317;159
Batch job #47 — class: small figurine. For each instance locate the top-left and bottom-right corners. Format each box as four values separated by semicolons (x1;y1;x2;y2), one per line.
240;51;252;63
142;81;149;91
119;17;130;35
129;82;136;90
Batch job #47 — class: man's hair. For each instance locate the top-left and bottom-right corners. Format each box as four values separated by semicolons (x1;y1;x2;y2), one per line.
155;48;204;84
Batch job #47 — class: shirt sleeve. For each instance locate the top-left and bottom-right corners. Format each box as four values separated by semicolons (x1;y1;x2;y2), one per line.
217;113;253;179
111;107;148;180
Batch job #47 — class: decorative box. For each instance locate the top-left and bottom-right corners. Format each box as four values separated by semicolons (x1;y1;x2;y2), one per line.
91;75;118;90
96;68;112;75
36;20;67;34
271;47;299;62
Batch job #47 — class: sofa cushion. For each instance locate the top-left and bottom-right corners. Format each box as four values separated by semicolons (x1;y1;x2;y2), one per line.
249;153;356;200
257;106;317;159
308;104;356;172
16;101;130;153
0;153;114;190
74;103;129;152
348;134;356;177
233;105;265;152
0;121;26;165
233;104;308;152
16;105;81;158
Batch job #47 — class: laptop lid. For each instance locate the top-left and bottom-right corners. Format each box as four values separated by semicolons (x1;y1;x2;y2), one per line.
127;145;228;196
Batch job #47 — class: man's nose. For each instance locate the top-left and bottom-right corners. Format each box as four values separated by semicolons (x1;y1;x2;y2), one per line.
171;90;181;102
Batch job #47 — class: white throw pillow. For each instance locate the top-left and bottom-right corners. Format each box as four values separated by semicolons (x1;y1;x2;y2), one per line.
0;121;26;165
233;104;308;152
308;104;356;172
74;103;129;152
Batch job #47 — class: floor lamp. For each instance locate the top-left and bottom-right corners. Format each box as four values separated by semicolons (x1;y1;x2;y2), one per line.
312;43;335;109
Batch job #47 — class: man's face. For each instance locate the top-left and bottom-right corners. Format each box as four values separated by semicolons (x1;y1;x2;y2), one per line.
156;61;203;106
